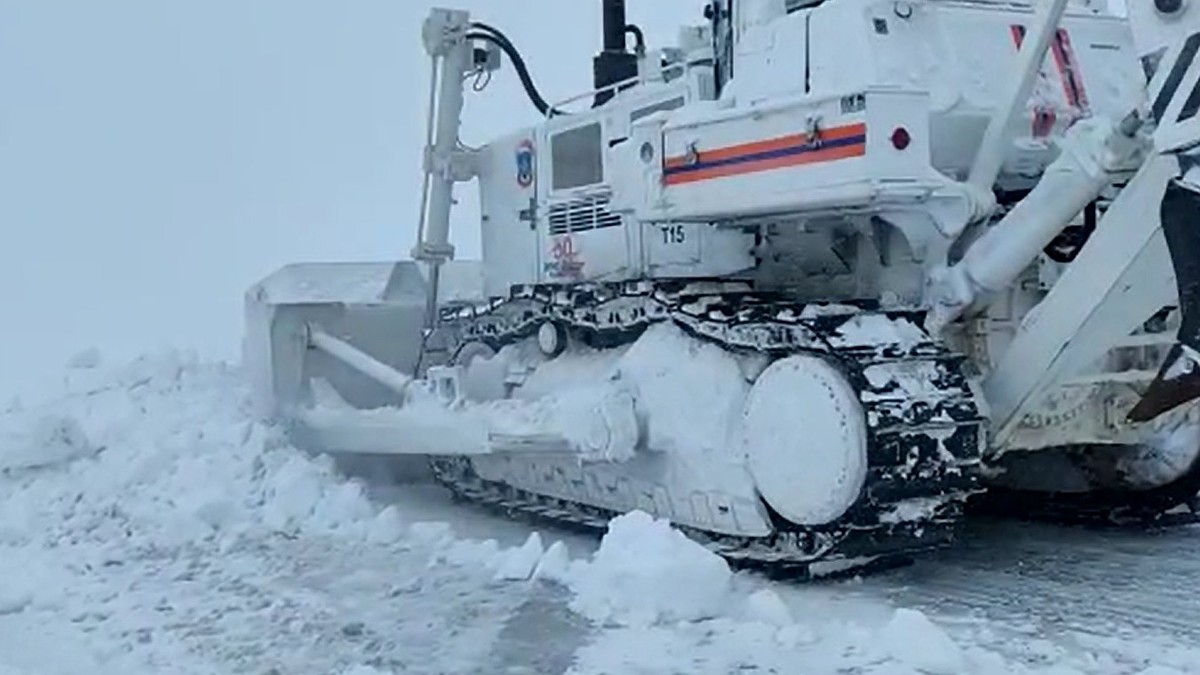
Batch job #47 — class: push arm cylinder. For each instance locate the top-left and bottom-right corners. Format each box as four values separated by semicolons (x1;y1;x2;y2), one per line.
928;113;1146;333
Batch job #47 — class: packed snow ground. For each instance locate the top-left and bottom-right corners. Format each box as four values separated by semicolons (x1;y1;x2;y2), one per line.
2;353;1200;674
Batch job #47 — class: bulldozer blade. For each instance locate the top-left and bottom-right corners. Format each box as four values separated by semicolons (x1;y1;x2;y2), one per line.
243;260;484;451
1129;181;1200;423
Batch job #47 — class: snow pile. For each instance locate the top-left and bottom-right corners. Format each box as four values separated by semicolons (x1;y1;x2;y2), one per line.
5;348;1200;675
532;540;571;581
565;510;733;627
0;411;96;473
0;351;557;674
740;589;793;627
492;532;545;581
366;504;406;544
877;608;966;674
0;352;388;555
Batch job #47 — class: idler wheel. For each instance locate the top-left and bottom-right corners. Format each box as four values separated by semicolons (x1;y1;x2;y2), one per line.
736;355;868;525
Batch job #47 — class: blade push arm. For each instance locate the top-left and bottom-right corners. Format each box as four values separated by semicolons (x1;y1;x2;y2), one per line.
412;8;478;331
413;8;475;268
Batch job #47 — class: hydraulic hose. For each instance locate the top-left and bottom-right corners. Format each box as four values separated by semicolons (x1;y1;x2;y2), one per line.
468;23;561;117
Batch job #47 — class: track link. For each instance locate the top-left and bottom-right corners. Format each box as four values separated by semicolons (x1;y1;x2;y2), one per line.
427;280;987;574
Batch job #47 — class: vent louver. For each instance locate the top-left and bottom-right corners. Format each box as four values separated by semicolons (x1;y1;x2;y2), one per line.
547;195;623;235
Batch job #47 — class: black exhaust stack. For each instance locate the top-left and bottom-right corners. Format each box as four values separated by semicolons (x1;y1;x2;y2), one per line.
593;0;638;107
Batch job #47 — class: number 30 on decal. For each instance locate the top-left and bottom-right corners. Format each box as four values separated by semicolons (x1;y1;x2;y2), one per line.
660;224;687;245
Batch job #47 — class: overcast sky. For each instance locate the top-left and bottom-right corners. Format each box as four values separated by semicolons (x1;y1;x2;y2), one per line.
0;1;704;401
0;0;1134;402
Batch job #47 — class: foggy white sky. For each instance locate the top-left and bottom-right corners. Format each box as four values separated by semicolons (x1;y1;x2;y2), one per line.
0;0;1136;401
0;1;700;401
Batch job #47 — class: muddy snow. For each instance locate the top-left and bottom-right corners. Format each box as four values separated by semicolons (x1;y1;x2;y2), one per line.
2;353;1200;674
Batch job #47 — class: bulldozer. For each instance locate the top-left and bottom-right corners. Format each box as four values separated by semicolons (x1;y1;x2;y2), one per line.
244;0;1200;575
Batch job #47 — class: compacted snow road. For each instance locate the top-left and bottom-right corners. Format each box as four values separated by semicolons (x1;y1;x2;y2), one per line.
2;353;1200;675
875;519;1200;641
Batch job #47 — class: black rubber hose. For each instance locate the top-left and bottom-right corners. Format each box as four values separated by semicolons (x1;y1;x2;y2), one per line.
625;24;646;54
468;23;561;117
1043;201;1099;264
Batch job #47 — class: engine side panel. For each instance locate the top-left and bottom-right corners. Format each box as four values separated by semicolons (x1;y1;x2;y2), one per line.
478;130;540;298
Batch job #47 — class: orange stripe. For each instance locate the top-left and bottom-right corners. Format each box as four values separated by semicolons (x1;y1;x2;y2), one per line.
664;142;865;186
663;122;867;170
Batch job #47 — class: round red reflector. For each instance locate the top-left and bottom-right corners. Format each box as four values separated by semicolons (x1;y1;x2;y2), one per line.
891;127;912;150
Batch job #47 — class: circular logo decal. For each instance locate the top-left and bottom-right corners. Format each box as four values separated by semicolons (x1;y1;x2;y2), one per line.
516;140;535;188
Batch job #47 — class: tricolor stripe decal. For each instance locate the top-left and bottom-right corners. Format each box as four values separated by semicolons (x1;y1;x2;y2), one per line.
662;123;867;186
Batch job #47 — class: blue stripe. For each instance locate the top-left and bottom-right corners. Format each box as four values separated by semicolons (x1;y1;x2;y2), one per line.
663;134;867;177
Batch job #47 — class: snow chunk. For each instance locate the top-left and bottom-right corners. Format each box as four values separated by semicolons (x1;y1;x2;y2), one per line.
0;413;95;472
741;589;793;627
442;539;501;568
260;454;327;531
408;521;455;548
830;314;927;349
532;540;571;582
493;532;545;581
879;497;947;525
367;505;406;544
311;480;374;534
879;608;964;675
568;510;732;626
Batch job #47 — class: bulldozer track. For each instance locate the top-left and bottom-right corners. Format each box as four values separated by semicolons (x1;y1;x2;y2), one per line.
427;280;988;575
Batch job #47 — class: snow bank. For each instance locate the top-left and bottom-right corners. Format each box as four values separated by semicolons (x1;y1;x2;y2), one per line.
565;510;733;627
4;349;1198;675
0;353;386;552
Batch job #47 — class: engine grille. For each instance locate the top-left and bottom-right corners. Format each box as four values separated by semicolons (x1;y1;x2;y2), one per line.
547;195;623;236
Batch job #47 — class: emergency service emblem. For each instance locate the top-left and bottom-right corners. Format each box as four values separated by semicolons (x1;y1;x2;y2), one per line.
516;139;535;188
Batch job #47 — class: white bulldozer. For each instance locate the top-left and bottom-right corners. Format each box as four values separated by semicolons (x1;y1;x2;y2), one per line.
245;0;1200;574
